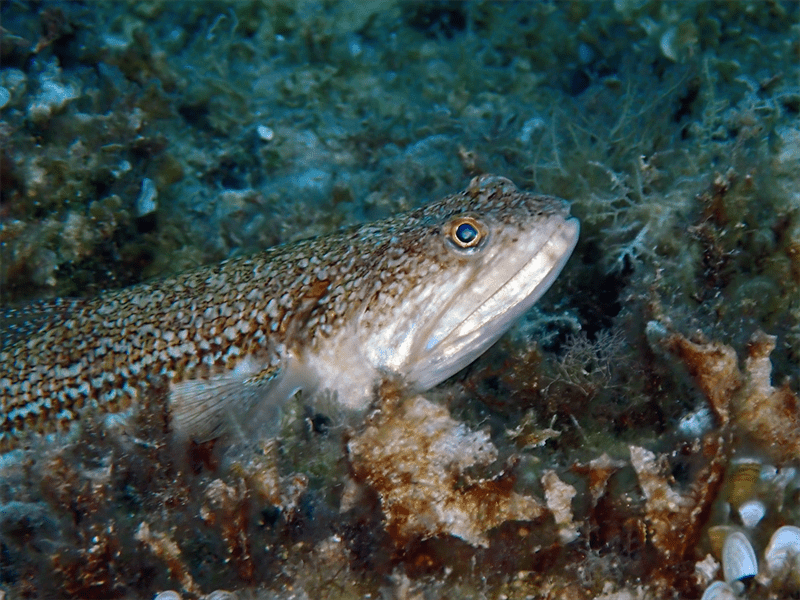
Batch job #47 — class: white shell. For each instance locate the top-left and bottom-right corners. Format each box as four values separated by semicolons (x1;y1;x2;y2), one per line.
737;498;766;528
764;525;800;574
154;592;182;600
700;581;737;600
722;531;758;584
203;592;235;600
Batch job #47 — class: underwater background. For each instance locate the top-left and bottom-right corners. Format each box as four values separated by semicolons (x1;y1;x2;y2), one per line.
0;1;798;599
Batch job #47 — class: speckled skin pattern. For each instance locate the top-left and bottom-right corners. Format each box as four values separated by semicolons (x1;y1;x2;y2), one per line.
1;175;573;449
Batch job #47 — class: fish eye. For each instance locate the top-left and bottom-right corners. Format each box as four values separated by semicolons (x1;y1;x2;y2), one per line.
456;222;478;244
446;216;486;250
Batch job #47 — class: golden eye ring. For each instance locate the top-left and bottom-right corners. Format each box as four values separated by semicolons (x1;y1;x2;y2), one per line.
446;216;486;250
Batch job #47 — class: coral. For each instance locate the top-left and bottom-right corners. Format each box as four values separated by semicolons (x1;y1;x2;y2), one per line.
1;1;798;598
200;479;253;582
238;440;308;515
135;522;201;597
658;326;741;426
737;332;800;462
662;327;800;463
347;391;547;548
629;440;726;565
541;470;578;544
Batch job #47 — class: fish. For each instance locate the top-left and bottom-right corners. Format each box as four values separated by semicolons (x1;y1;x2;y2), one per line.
0;175;579;449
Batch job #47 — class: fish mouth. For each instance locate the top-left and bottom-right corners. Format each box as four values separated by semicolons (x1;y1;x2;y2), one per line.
406;216;580;391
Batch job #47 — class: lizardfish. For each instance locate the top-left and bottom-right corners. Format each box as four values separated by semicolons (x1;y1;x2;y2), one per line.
0;175;579;448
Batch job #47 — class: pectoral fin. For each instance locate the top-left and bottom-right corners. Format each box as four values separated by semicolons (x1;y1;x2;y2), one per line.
170;359;289;442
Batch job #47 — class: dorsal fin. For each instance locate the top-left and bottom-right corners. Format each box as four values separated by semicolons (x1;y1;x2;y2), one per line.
0;297;84;349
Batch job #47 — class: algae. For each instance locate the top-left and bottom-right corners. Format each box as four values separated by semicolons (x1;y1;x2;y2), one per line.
1;1;798;598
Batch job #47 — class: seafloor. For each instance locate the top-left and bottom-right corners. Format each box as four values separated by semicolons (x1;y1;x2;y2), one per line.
0;1;798;599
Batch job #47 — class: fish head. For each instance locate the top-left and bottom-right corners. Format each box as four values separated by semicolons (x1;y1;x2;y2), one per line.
358;174;579;392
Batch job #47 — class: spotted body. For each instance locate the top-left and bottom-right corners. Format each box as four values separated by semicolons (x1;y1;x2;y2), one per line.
1;175;579;449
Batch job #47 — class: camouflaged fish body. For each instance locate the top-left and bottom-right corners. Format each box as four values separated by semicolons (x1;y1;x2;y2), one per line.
1;175;579;448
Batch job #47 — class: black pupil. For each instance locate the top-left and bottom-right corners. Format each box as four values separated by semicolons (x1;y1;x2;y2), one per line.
455;222;478;244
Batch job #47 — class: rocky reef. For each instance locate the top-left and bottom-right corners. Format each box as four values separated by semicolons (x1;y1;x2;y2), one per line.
1;1;798;599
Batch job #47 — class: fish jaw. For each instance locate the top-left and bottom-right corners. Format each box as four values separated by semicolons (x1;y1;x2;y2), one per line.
406;215;579;391
358;176;580;395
